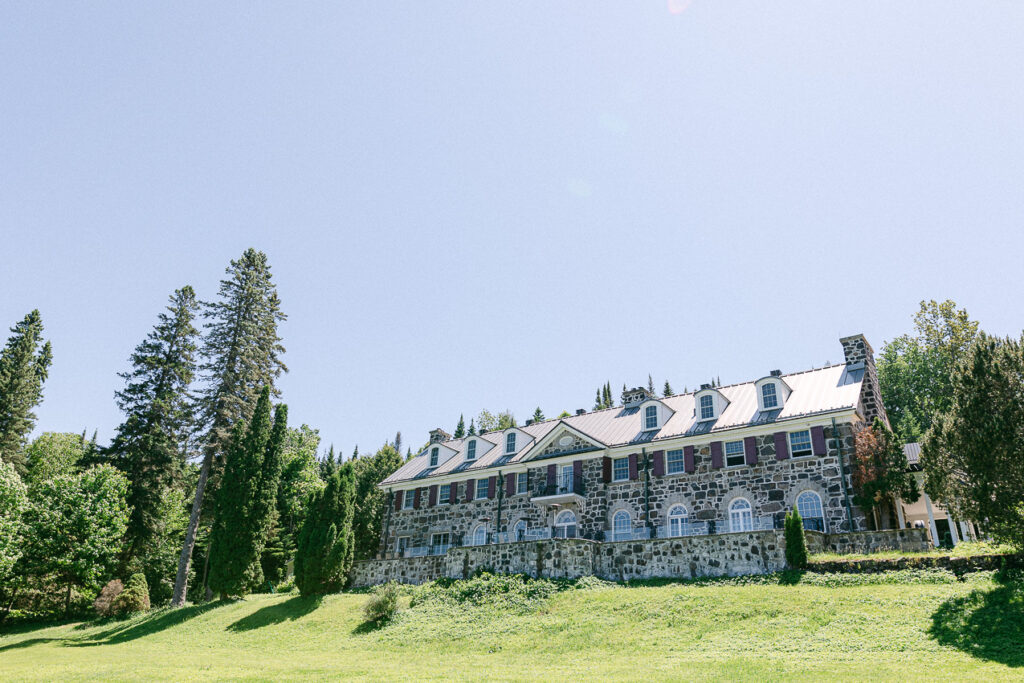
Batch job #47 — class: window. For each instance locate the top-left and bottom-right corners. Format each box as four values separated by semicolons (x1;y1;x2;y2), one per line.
516;472;528;495
612;457;629;481
430;533;450;551
725;440;745;467
613;510;632;541
554;510;577;538
761;383;778;409
396;536;410;554
505;432;516;454
439;484;450;503
644;405;658;430
796;491;825;532
789;430;813;458
512;519;527;541
402;490;414;509
699;394;714;420
559;464;573;492
668;504;689;537
471;524;488;546
666;449;685;474
729;498;753;532
430;447;439;467
476;478;489;499
466;440;476;460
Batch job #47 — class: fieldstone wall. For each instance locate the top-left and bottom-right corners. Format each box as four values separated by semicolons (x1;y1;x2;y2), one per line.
804;528;930;555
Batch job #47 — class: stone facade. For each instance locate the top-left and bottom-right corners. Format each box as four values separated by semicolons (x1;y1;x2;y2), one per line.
841;333;887;427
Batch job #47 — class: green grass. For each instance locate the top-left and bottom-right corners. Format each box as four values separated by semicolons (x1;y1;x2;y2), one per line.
1;570;1022;681
809;540;1018;563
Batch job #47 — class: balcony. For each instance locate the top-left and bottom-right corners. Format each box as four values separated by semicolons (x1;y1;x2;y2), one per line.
603;526;653;542
531;473;585;505
655;521;712;538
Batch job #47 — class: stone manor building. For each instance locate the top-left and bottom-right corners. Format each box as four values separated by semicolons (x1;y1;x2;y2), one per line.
376;334;886;560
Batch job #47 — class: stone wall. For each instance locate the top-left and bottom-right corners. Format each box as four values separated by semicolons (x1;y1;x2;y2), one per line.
593;531;785;581
804;528;930;555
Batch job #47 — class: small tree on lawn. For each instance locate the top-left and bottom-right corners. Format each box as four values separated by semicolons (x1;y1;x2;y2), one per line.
852;418;919;529
784;507;808;569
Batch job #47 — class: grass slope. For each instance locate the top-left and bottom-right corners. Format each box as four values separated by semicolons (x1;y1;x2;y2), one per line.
1;571;1021;681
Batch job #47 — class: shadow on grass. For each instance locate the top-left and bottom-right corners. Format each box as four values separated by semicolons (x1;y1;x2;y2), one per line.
0;637;60;652
226;594;323;632
69;601;227;647
929;579;1024;667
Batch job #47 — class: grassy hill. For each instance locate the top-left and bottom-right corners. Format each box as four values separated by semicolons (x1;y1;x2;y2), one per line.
1;570;1021;681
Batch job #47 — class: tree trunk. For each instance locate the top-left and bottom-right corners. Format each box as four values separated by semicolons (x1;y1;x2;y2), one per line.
172;450;213;607
64;582;72;617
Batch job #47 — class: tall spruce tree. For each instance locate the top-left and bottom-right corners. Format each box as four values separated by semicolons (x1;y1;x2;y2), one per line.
532;407;545;423
0;311;52;474
453;415;465;438
351;444;403;560
173;249;287;606
663;380;674;397
594;388;602;410
647;374;655;395
393;431;402;458
106;286;199;572
295;461;356;595
467;419;476;436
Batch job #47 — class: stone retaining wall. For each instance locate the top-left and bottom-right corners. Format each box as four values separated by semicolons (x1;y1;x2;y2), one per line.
809;553;1023;575
804;528;930;555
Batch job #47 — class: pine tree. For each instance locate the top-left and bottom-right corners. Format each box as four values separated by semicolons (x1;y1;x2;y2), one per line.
594;389;602;410
784;507;808;569
453;415;465;438
0;311;52;474
248;403;287;590
393;431;402;457
663;380;674;397
295;461;356;594
467;419;476;436
351;444;402;560
320;445;337;479
107;286;199;574
351;445;359;460
647;374;655;395
173;249;287;607
532;407;545;423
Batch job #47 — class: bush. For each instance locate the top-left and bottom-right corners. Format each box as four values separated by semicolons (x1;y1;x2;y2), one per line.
785;507;808;569
93;579;123;617
113;573;150;617
363;581;399;623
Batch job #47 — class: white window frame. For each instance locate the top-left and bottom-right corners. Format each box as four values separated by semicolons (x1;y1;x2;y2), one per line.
430;447;439;468
471;524;488;546
476;477;489;499
699;394;715;421
668;504;688;537
439;483;451;504
431;532;450;550
612;457;629;482
396;536;410;554
516;472;528;495
466;440;476;460
666;449;685;475
761;382;779;410
729;498;753;533
724;440;745;468
796;490;825;530
612;510;632;541
644;404;658;430
402;490;414;509
789;430;813;458
512;519;528;541
505;432;516;454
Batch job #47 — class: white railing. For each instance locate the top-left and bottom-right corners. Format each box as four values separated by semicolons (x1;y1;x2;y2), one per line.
403;545;450;557
603;527;653;542
656;521;711;538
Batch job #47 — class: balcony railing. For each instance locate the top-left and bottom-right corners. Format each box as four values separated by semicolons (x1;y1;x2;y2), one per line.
534;473;585;498
402;544;450;558
656;521;712;538
603;526;653;542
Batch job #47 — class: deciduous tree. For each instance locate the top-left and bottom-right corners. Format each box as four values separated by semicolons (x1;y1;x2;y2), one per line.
351;444;402;561
851;418;919;527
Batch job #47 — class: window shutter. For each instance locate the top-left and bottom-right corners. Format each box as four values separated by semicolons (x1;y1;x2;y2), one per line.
774;431;789;460
428;484;438;507
506;472;515;497
449;482;458;504
684;446;695;474
465;479;474;502
744;436;758;465
628;453;639;480
652;450;665;477
547;464;556;487
488;476;497;499
413;488;421;509
573;459;583;483
710;442;723;469
811;426;827;456
394;490;403;511
602;457;612;483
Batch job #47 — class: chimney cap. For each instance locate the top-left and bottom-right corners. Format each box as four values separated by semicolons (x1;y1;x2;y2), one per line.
524;419;534;426
575;408;586;416
769;369;782;377
699;383;712;390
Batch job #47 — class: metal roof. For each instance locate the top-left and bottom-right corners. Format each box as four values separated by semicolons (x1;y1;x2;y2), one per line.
381;363;862;486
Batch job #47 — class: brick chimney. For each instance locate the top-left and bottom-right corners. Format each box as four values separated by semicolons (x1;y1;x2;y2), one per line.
839;334;888;427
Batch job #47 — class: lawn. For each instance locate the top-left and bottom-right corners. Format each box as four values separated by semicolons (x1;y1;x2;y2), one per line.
0;570;1021;681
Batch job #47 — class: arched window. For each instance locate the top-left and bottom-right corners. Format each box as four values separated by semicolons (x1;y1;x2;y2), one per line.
761;382;778;409
729;498;753;533
644;404;658;430
796;491;825;532
512;519;527;542
554;509;577;538
668;504;689;537
472;524;488;546
613;510;632;541
505;432;517;453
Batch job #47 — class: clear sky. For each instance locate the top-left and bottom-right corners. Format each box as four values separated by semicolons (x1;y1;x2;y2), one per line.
2;2;1022;459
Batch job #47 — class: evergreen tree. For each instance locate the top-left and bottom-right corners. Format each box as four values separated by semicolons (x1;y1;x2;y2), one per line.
295;462;356;595
174;249;287;607
320;445;337;479
647;374;655;395
106;286;199;573
453;415;465;438
532;407;545;423
663;380;674;397
266;425;323;583
352;445;359;460
0;311;52;474
351;444;403;560
594;389;602;410
467;419;476;436
784;507;808;569
393;431;402;457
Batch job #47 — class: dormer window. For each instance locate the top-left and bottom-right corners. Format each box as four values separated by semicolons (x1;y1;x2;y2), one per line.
699;394;715;420
761;383;778;409
505;432;516;454
429;447;439;467
644;405;658;430
755;375;789;412
466;440;476;460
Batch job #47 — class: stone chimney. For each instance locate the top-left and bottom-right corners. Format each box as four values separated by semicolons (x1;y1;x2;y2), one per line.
428;428;451;444
621;387;653;407
839;334;888;427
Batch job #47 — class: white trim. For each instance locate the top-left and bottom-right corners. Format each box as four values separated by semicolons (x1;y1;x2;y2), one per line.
728;497;753;533
438;483;451;504
612;456;630;482
724;440;746;468
788;429;813;458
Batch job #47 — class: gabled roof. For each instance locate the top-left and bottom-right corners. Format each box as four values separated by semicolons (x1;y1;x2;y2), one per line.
381;363;862;486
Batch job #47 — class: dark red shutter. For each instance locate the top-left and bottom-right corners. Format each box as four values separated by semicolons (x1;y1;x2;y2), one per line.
465;479;474;502
774;431;789;460
710;442;723;469
811;426;827;456
488;476;497;499
413;488;421;509
547;464;556;487
449;482;458;504
506;472;515;496
428;484;438;506
744;436;758;465
394;490;403;511
628;453;639;480
602;457;612;483
652;450;665;477
573;459;583;484
684;446;695;473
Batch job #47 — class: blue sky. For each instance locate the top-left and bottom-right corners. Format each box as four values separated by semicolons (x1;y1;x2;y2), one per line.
2;2;1022;458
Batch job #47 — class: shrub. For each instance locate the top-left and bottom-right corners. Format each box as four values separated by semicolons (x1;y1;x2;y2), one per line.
113;573;150;617
363;581;399;623
93;579;123;617
785;507;808;569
